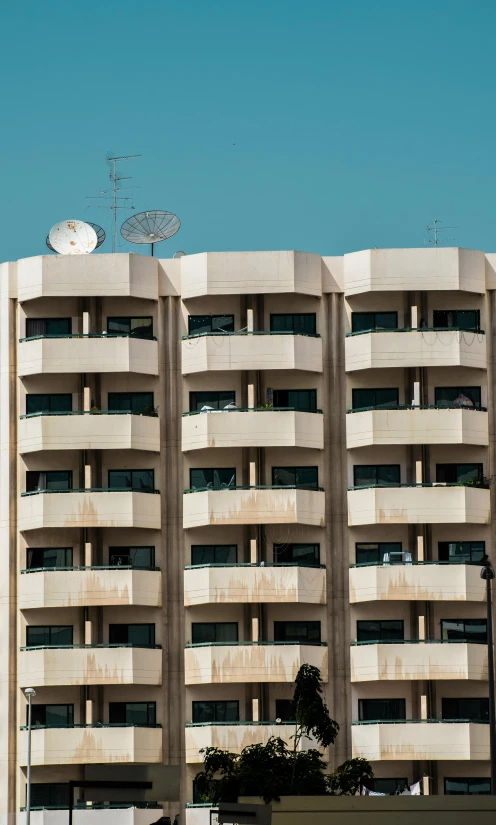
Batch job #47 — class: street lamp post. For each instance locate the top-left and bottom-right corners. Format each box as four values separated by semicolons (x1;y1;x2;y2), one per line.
481;560;496;793
24;688;36;825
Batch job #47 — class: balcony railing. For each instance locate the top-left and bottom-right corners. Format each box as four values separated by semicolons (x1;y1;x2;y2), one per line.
20;643;161;651
21;487;160;497
185;720;296;727
185;640;326;648
353;718;489;725
346;326;485;338
347;403;487;414
20;804;163;812
348;481;490;491
184;484;324;494
185;562;325;570
21;410;158;419
183;406;323;416
19;723;162;731
350;560;484;568
182;330;321;341
20;333;157;342
21;565;160;573
352;638;486;646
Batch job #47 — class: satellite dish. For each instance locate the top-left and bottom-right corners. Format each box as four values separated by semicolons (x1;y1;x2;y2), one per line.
48;220;98;255
46;222;105;253
173;250;186;258
120;210;181;256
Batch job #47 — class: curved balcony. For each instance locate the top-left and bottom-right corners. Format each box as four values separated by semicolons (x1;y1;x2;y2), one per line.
180;250;322;299
19;489;161;531
352;720;489;761
185;721;323;763
19;412;160;454
347;484;490;526
18;645;162;687
183;486;325;529
22;809;164;825
346;406;488;449
182;409;324;451
345;328;486;372
17;252;159;302
181;332;323;375
184;563;326;606
18;724;162;766
184;641;328;685
19;567;162;609
349;561;486;603
350;640;487;682
18;335;159;377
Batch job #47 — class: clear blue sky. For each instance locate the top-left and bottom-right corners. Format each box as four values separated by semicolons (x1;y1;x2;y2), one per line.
1;0;495;260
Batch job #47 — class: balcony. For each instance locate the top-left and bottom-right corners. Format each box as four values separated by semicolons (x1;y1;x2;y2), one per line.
19;567;162;609
182;409;324;451
19;412;160;454
185;722;323;763
349;562;486;603
184;642;328;685
17;253;159;302
180;250;322;299
346;407;489;449
352;721;489;761
18;335;159;377
347;484;490;526
184;564;326;606
18;725;162;766
24;809;164;825
183;487;325;529
343;247;485;296
181;332;323;375
18;645;162;687
19;490;161;531
344;329;486;372
350;641;487;682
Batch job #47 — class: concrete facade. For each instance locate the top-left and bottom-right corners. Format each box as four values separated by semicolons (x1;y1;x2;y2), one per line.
0;247;495;824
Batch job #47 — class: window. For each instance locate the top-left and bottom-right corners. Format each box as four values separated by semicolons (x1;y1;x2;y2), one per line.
192;623;239;644
444;778;490;795
192;701;239;723
107;317;153;338
273;543;320;566
30;704;74;727
271;466;319;489
432;310;480;331
355;543;402;565
358;698;406;722
275;699;295;721
188;315;235;335
26;394;72;415
191;545;237;565
26;471;72;493
193;778;210;804
270;314;317;335
272;389;317;411
109;702;157;725
189;468;236;490
436;463;483;484
351;312;398;333
31;784;71;809
369;778;409;794
356;620;404;643
273;621;321;644
438;541;485;564
441;619;487;643
26;548;73;570
109;546;155;568
26;626;73;647
25;318;71;338
189;391;236;411
434;386;482;409
353;465;400;488
108;392;154;414
108;469;155;492
351;388;399;410
442;697;489;722
108;624;156;646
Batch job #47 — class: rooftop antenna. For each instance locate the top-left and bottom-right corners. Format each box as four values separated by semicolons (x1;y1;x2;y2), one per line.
120;210;181;256
87;153;141;252
425;218;458;247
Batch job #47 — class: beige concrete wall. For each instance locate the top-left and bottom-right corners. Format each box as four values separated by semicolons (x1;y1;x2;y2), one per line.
184;643;328;685
25;810;165;825
346;408;488;448
350;641;487;682
18;491;161;530
181;410;324;451
352;721;489;761
18;725;162;766
183;488;326;528
347;486;490;526
19;413;160;453
184;565;326;606
345;329;486;372
181;334;323;375
349;562;486;602
18;337;159;377
185;722;321;763
19;568;162;608
18;646;162;687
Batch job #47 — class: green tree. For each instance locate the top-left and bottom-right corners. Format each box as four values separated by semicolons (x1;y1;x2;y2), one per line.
194;664;373;803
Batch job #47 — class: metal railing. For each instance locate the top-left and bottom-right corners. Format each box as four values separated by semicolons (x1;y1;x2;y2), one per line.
21;487;160;497
184;484;323;493
21;410;158;419
182;330;321;340
183;406;323;416
19;333;157;342
20;723;162;731
21;565;160;574
353;718;489;725
20;643;161;651
186;720;296;727
350;560;484;568
348;481;489;491
346;326;485;338
352;638;487;646
347;404;487;414
186;640;326;648
185;562;325;569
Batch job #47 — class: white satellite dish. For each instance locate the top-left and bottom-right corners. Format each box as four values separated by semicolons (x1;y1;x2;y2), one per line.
48;220;98;255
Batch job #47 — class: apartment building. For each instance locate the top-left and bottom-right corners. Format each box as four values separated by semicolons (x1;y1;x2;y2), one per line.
0;246;494;825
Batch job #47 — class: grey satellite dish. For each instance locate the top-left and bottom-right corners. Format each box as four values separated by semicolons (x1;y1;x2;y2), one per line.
173;250;186;258
48;220;98;255
120;210;181;256
46;222;106;253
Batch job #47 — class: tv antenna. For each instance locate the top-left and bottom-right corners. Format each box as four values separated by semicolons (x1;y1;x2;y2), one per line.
425;218;457;247
120;210;181;256
46;222;106;253
87;153;141;252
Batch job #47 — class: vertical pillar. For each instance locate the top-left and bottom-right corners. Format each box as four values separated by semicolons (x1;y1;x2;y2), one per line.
250;539;257;564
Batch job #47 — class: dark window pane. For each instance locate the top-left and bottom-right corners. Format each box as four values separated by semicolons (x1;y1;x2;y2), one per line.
107;393;154;414
191;545;238;565
189;468;236;490
108;546;155;567
442;697;489;722
275;699;295;721
109;624;155;646
371;779;409;794
434;386;482;409
358;698;406;721
355;543;402;565
31;784;71;808
357;620;404;643
108;469;154;491
270;314;317;335
445;778;490;795
109;702;156;725
352;312;398;333
27;548;72;569
189;391;236;411
273;621;321;643
188;315;235;334
353;465;400;487
272;389;317;411
26;626;73;647
26;319;71;338
46;471;72;491
273;543;320;565
26;394;73;415
441;619;487;643
436;464;483;484
272;466;318;488
438;542;485;563
107;317;153;338
351;388;399;410
192;622;238;644
192;701;239;723
433;310;480;331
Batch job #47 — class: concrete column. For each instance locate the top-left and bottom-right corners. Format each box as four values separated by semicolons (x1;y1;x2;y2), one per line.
82;311;90;335
420;695;428;719
85;699;93;725
250;539;257;563
418;615;425;640
247;384;255;409
83;386;91;411
249;461;256;486
417;535;424;562
85;620;92;645
411;305;418;328
251;617;259;642
84;542;93;567
84;463;91;489
247;308;254;332
252;699;259;722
